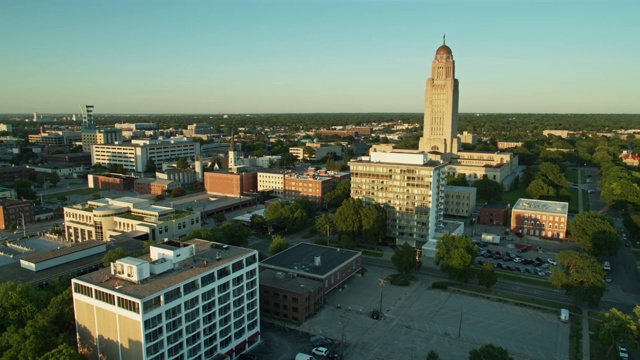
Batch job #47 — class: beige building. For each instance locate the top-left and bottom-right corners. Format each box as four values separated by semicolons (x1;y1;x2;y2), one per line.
543;130;574;138
350;151;447;248
72;239;260;360
91;139;200;173
510;198;568;240
458;131;477;145
497;141;524;149
64;197;200;243
257;171;285;197
443;186;476;217
289;143;342;161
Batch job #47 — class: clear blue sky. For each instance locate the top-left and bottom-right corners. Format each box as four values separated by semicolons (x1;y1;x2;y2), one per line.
1;0;638;114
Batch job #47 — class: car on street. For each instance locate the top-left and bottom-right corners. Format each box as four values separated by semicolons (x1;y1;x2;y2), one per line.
605;275;613;283
312;347;330;357
618;344;629;358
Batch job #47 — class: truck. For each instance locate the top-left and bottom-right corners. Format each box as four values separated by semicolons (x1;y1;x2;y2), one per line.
295;354;317;360
481;233;500;244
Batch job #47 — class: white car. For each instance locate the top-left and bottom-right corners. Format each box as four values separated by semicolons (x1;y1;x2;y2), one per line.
547;258;557;266
311;347;330;357
513;257;523;263
618;344;629;358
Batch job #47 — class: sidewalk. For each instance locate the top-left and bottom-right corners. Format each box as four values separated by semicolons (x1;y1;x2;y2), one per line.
582;307;590;360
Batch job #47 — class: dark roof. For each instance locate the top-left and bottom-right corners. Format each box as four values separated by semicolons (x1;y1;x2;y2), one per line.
482;201;509;211
20;240;105;264
260;243;360;279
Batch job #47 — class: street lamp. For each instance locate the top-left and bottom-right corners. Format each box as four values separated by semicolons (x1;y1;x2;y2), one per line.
378;271;386;319
19;212;26;238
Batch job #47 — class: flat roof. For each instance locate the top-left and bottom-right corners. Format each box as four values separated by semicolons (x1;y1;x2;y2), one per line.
259;268;323;294
513;198;568;215
75;239;257;299
20;240;105;264
482;201;509;210
260;243;360;278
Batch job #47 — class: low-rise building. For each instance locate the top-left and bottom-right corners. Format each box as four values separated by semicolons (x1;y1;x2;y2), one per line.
510;198;568;240
479;201;510;227
91;139;200;173
72;239;260;359
458;131;477;145
63;197;200;243
88;173;136;191
289;143;342;161
29;130;81;146
204;171;257;196
497;141;524;149
134;178;181;195
156;168;198;188
443;186;476;217
0;198;35;230
283;172;333;209
259;243;361;324
0;167;36;185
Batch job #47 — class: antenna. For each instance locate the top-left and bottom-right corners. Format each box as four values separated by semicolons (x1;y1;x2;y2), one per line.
443;34;446;45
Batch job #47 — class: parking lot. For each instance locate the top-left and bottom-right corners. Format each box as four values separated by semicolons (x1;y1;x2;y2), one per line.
473;241;558;278
295;265;570;360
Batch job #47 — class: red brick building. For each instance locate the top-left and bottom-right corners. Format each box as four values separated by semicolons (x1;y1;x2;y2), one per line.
88;173;136;191
0;167;36;185
510;199;568;240
283;173;333;209
259;243;361;324
0;198;35;230
203;171;257;196
479;201;510;227
133;178;181;195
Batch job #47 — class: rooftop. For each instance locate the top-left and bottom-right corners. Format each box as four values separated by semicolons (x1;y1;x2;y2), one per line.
75;239;257;299
260;243;360;278
259;268;323;294
513;198;568;215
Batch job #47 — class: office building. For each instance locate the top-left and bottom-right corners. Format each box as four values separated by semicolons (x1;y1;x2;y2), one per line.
91;139;200;173
72;239;260;359
29;130;81;146
510;199;568;240
0;198;35;230
80;105;124;152
88;173;136;191
443;186;476;217
134;178;181;195
63;197;200;243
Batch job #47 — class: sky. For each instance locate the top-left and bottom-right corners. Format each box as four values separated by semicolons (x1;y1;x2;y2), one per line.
1;0;638;114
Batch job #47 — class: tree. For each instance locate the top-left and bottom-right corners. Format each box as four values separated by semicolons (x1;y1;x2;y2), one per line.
294;196;316;218
473;176;503;202
250;214;267;232
361;203;387;245
154;194;165;202
145;158;157;173
550;250;606;307
324;179;350;208
568;211;621;257
303;146;316;161
101;248;127;268
477;262;497;288
268;235;290;256
12;178;36;200
446;173;469;187
176;157;190;169
536;162;569;188
335;198;363;242
215;221;251;247
469;344;513;360
280;153;297;168
526;179;556;199
426;350;441;360
598;307;639;357
434;234;477;282
36;174;45;188
171;187;186;198
391;243;418;276
212;213;226;225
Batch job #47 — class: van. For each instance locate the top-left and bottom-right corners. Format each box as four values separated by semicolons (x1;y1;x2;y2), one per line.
295;354;317;360
560;308;570;322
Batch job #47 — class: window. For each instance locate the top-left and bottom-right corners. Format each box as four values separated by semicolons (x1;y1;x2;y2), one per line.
118;297;140;314
73;283;93;298
164;288;181;304
143;296;162;313
184;296;199;310
185;308;200;323
144;313;163;330
201;273;216;287
94;289;115;305
165;305;181;321
145;327;163;343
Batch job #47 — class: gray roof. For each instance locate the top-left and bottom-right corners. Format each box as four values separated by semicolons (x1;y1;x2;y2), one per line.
260;243;360;278
513;198;568;215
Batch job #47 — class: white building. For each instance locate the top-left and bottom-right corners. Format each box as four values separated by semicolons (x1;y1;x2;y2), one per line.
72;239;260;359
443;186;476;217
92;139;201;173
257;171;285;197
63;197;201;243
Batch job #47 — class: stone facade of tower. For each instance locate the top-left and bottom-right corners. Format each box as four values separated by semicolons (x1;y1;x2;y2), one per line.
419;41;460;160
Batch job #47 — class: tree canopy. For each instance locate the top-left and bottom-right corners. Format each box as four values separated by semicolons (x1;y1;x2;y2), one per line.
324;179;350;208
550;250;606;307
568;211;621;257
11;179;36;200
469;344;513;360
184;221;251;247
598;307;640;356
477;262;497;288
434;234;477;282
101;248;127;268
268;235;290;256
473;177;503;202
391;243;418;276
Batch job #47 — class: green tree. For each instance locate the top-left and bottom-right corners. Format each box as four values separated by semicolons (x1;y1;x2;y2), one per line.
154;194;165;202
145;157;157;172
568;211;621;257
216;222;251;246
49;171;60;187
101;248;127;268
446;173;469;187
268;235;290;256
526;179;556;199
315;213;337;240
550;250;606;307
324;179;351;208
469;344;513;360
171;187;186;198
12;179;36;200
598;307;639;357
176;157;190;169
303;146;316;160
280;153;297;168
294;196;316;218
39;344;85;360
335;198;363;242
536;162;569;188
477;262;497;288
36;173;45;188
391;243;418;276
361;203;387;245
212;213;226;225
250;214;267;232
473;177;503;202
426;350;441;360
434;234;477;282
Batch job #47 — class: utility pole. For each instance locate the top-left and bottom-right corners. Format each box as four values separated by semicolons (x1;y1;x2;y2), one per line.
378;271;386;319
457;309;464;338
326;224;330;246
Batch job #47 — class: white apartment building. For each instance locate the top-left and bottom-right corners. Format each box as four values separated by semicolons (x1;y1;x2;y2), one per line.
92;139;201;173
349;151;447;248
257;171;285;197
64;197;200;243
72;239;260;359
443;186;476;217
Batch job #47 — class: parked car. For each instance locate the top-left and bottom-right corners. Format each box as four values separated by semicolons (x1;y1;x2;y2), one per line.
547;258;557;266
535;257;544;263
537;269;547;276
605;275;613;283
513;257;523;263
312;347;330;357
625;241;631;248
525;268;535;274
517;247;528;253
506;265;515;271
496;263;505;270
312;339;333;347
618;344;629;359
541;263;551;269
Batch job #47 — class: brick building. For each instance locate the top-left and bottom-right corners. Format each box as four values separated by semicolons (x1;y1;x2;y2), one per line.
478;201;510;227
259;243;361;324
133;178;181;195
283;173;333;209
510;198;568;240
0;198;35;230
204;171;257;196
0;167;36;185
88;173;136;191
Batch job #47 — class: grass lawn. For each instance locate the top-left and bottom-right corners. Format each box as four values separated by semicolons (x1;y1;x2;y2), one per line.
582;189;590;211
566;168;580;183
496;272;553;288
569;316;582;360
503;183;528;207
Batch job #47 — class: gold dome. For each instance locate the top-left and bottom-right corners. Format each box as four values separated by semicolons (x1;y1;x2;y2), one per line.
436;44;452;56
